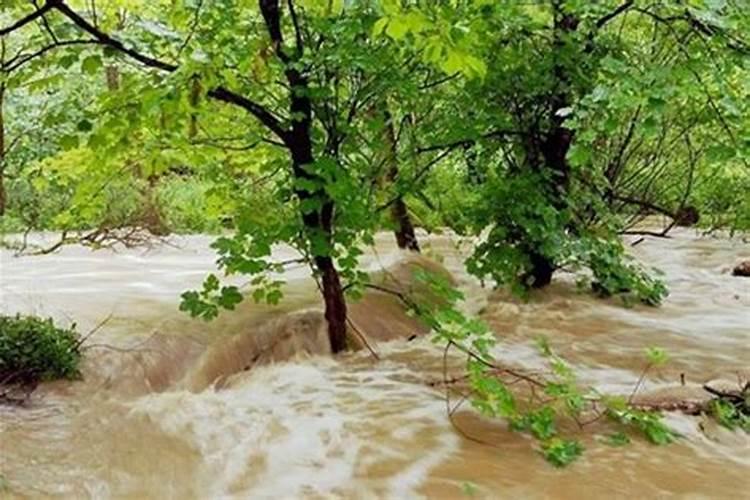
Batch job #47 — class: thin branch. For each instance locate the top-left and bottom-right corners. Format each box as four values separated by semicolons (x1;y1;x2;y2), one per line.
3;39;102;73
612;194;676;218
418;72;459;90
595;1;634;29
286;0;304;56
0;1;56;36
622;230;673;239
417;129;523;154
50;1;288;141
176;0;204;57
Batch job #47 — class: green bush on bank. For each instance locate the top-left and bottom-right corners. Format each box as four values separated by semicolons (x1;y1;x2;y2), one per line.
0;315;82;385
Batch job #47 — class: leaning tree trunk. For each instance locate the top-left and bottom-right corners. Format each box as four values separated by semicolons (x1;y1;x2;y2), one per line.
382;106;420;252
288;77;348;355
390;198;420;252
290;141;349;353
259;0;348;353
288;108;348;352
0;39;7;217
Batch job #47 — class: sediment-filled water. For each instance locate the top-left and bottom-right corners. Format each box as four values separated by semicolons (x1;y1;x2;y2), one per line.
0;230;748;498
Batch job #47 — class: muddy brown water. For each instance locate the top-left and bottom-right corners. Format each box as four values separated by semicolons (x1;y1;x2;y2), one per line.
0;230;748;499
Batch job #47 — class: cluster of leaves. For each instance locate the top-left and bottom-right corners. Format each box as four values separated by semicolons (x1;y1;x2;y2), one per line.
457;170;667;304
692;170;750;234
709;392;750;432
0;314;81;384
573;236;668;306
413;269;676;466
404;0;748;301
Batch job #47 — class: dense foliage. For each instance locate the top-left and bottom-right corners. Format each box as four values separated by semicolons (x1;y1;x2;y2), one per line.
0;314;81;385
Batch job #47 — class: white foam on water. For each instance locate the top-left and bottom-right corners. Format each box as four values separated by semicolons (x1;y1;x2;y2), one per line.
128;356;459;498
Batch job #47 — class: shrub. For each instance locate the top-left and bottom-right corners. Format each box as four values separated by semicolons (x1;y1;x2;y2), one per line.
156;178;225;234
0;315;82;385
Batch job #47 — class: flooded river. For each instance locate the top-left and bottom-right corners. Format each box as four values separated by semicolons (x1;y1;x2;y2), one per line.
0;230;748;498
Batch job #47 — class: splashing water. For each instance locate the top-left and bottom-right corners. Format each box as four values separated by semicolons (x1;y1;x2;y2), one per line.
1;230;748;498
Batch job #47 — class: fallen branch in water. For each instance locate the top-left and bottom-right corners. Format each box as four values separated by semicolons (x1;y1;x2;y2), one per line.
10;225;175;257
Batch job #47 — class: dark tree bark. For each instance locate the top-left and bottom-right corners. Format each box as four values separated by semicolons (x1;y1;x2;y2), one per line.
382;107;420;252
260;0;348;353
391;197;420;252
0;82;6;217
522;2;579;288
288;134;349;353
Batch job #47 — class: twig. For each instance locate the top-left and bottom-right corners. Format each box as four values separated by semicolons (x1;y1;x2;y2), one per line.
345;317;380;360
74;312;114;350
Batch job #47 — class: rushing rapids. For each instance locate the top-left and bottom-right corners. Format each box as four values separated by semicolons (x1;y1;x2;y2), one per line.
0;230;748;498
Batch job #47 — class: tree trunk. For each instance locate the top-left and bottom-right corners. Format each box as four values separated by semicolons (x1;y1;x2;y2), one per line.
290;141;348;352
287;94;348;353
292;153;349;353
315;255;348;352
527;251;555;288
259;0;348;352
543;5;577;195
382;106;419;252
391;198;420;252
0;83;6;217
523;2;579;287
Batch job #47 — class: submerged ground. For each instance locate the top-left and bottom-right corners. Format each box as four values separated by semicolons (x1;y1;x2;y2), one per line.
0;230;748;498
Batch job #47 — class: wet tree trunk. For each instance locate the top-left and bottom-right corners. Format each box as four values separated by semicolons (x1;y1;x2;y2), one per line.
524;3;579;288
0;37;7;217
0;83;6;217
382;107;420;252
260;0;348;353
390;197;420;252
289;121;348;353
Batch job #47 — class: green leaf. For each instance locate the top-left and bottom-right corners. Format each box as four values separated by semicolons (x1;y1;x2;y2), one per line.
58;54;79;69
218;286;243;310
645;346;668;366
77;119;93;132
461;482;478;497
385;17;409;40
541;439;584;467
59;135;80;150
372;17;389;37
204;274;220;292
602;432;630;447
81;55;103;75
